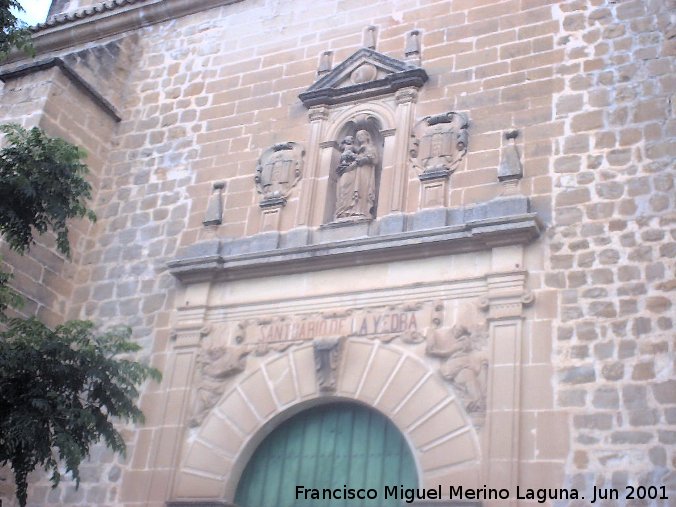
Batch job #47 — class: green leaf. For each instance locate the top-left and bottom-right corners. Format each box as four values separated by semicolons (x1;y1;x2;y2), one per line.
0;124;96;258
0;319;161;506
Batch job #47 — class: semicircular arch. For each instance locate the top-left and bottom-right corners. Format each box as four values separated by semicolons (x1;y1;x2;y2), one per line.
172;339;480;502
324;102;397;142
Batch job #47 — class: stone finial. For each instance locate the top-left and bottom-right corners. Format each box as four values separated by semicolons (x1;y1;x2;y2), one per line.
405;29;422;65
203;181;225;226
498;129;523;195
317;51;333;76
364;25;377;50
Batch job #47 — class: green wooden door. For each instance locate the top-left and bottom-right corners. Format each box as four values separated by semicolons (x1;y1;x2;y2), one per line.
235;402;417;507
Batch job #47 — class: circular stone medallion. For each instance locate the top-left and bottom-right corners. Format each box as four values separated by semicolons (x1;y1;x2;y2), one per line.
351;63;378;84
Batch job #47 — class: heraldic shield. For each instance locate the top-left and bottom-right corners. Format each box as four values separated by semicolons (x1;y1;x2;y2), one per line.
254;142;304;204
411;111;469;178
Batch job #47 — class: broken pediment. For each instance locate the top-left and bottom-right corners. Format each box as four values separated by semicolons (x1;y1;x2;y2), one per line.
299;47;428;107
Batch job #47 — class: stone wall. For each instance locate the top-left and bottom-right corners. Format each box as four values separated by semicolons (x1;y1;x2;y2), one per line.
0;0;673;506
548;0;675;496
0;60;119;325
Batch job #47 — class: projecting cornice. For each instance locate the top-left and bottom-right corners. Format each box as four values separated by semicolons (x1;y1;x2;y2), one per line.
168;196;543;284
2;0;244;65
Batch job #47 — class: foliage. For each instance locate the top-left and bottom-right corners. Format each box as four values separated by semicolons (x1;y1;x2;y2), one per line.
0;123;96;257
0;320;161;506
0;0;33;60
0;266;22;319
0;9;158;507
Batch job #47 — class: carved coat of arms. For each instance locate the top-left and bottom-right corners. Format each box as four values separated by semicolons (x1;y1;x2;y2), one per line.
411;111;469;179
254;142;304;204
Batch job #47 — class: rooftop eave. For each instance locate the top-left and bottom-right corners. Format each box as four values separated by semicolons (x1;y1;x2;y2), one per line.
2;0;244;66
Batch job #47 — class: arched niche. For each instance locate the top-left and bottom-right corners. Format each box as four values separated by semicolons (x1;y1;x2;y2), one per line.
297;47;426;226
325;114;384;223
171;339;480;502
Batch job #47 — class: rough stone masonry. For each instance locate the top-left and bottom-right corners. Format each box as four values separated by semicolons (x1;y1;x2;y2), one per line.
0;0;673;506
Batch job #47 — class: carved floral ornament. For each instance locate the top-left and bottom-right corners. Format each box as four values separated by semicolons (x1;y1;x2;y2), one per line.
188;300;489;425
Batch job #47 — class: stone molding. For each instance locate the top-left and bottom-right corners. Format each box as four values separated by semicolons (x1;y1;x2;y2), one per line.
478;272;535;321
169;199;542;283
1;0;245;64
0;57;122;121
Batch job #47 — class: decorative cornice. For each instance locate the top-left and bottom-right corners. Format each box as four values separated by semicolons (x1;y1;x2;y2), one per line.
0;57;122;121
1;0;245;65
168;211;542;284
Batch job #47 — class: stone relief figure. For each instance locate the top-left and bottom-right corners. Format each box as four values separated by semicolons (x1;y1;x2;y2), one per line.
190;346;249;426
254;142;304;204
334;129;379;220
426;323;488;414
411;111;469;178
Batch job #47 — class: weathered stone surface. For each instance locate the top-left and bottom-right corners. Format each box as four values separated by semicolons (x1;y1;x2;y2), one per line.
0;0;673;504
560;366;596;384
651;381;676;404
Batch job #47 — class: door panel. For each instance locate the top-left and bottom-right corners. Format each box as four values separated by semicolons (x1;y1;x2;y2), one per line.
235;402;417;507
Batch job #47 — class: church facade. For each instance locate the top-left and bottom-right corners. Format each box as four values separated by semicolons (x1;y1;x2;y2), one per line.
0;0;673;506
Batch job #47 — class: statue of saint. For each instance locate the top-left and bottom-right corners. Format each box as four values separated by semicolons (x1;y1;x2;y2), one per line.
334;129;378;220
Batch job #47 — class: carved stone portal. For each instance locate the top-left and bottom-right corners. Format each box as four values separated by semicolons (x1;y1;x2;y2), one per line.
254;142;304;206
313;337;343;392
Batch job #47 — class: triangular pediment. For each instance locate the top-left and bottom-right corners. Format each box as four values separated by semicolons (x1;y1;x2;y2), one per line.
299;48;428;107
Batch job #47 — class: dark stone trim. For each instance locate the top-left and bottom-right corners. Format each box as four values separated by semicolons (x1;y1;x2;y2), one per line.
418;168;452;181
259;195;287;209
169;197;542;283
299;47;428;107
299;69;428;107
0;57;122;122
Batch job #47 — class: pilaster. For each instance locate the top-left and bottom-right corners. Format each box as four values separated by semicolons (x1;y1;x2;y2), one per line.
296;106;329;226
479;265;534;507
390;86;418;212
142;285;212;504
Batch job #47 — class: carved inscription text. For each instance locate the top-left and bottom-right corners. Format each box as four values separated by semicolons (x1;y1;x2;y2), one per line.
259;311;418;342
